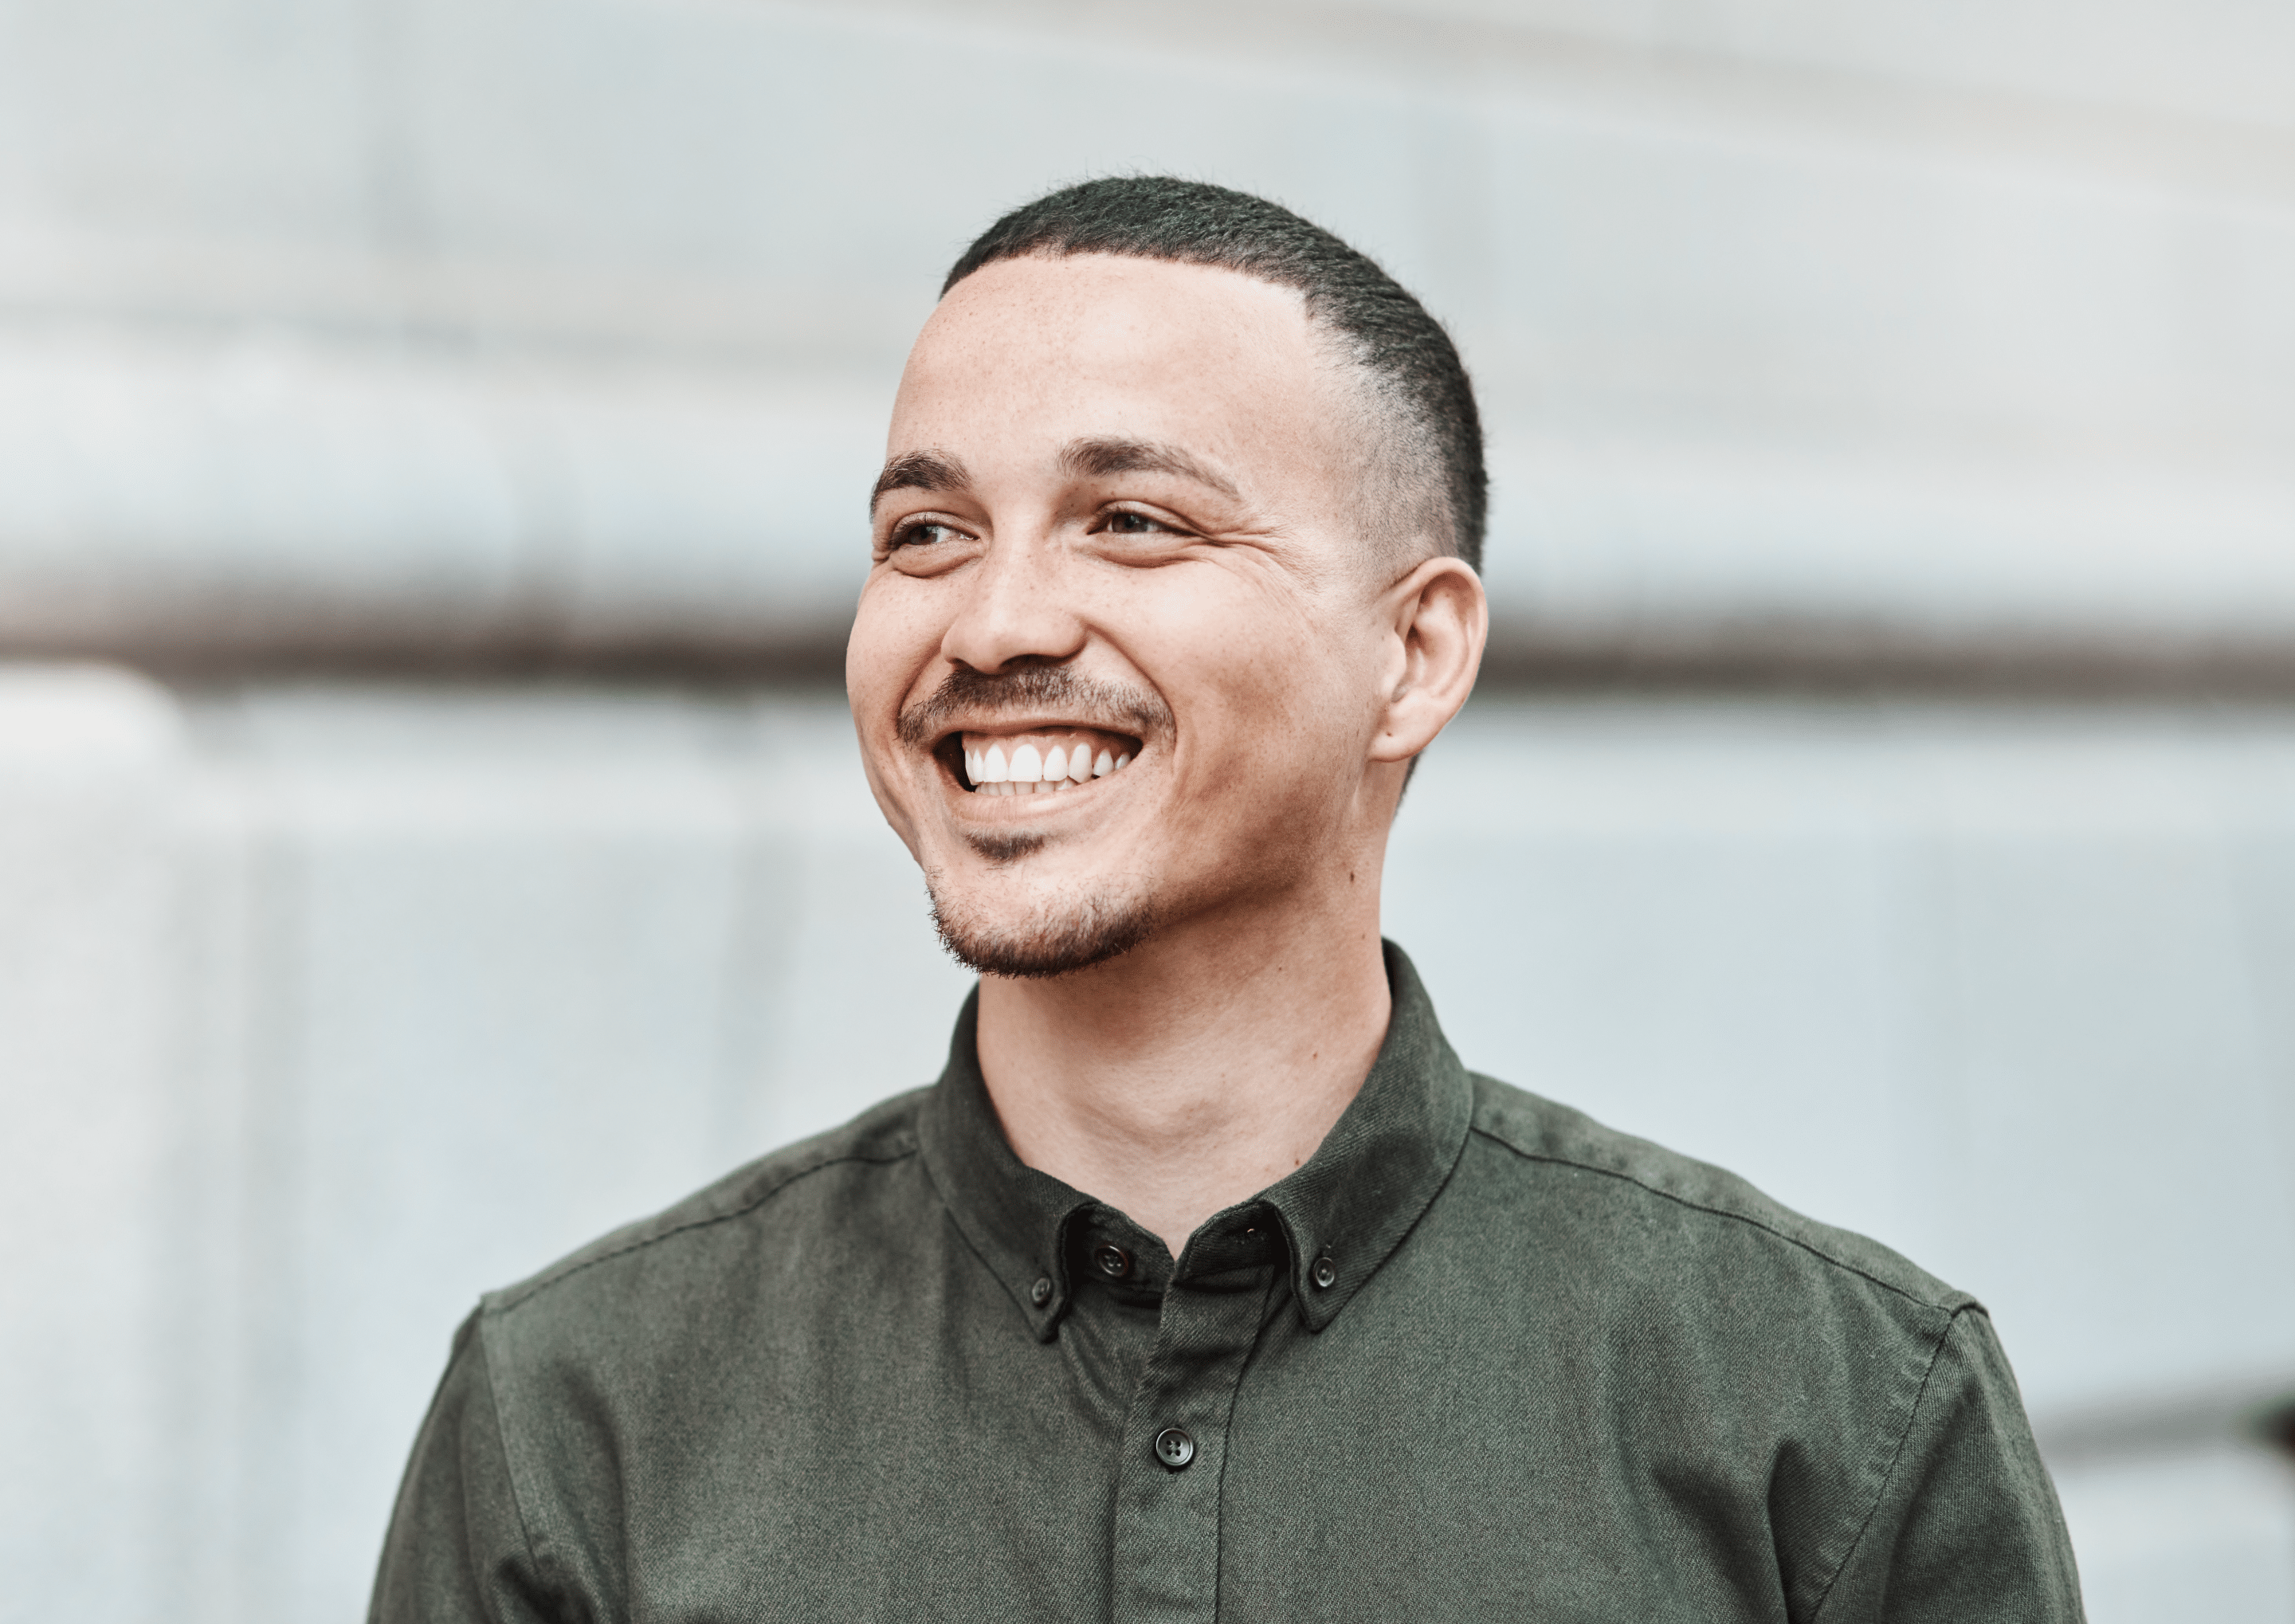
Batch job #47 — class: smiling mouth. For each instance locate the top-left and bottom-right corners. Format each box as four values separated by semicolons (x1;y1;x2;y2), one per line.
950;727;1138;796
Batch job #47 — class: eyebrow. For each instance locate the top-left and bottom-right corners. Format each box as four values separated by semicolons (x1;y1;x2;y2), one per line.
867;437;1241;517
1059;437;1240;500
869;449;971;515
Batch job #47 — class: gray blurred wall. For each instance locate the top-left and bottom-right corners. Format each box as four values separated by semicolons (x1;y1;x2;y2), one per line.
2;2;2293;1622
2;0;2291;667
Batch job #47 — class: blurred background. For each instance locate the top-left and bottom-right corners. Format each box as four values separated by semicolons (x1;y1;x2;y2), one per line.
2;0;2292;1618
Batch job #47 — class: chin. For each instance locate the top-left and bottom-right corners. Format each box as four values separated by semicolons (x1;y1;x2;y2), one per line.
928;876;1159;979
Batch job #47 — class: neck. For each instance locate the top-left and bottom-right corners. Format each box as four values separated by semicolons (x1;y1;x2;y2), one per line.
975;890;1392;1260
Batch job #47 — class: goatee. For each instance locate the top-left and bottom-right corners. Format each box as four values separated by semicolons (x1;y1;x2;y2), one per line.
928;877;1157;979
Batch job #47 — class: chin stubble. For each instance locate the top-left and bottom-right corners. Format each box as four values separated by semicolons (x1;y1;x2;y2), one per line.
927;868;1158;980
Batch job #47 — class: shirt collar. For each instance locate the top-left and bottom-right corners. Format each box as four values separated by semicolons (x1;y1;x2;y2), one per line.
915;940;1473;1340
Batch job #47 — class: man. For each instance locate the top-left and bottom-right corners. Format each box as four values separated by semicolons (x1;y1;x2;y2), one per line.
373;179;2082;1622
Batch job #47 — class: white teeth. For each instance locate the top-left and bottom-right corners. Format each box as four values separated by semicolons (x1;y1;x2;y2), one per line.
961;734;1137;794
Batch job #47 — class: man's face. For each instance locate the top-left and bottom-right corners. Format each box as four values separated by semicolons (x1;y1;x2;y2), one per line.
848;253;1416;977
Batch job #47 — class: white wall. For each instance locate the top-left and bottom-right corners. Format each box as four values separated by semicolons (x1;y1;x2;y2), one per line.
0;671;186;1623
3;667;2290;1622
0;0;2287;659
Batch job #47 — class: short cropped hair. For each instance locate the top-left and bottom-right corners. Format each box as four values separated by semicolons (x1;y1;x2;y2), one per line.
944;178;1486;572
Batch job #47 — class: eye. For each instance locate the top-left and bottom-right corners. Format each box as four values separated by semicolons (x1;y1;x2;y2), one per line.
1099;509;1175;536
888;517;968;550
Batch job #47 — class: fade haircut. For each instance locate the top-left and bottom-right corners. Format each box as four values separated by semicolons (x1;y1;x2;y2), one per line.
942;177;1486;572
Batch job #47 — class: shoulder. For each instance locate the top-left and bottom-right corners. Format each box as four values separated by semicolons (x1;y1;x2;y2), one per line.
1463;1073;1972;1322
1453;1081;2070;1621
451;1088;940;1578
484;1086;930;1324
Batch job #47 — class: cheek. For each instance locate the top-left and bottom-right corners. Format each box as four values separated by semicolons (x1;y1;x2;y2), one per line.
1136;587;1365;794
846;578;940;724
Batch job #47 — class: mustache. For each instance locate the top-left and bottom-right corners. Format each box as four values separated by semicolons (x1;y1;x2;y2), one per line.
895;666;1173;751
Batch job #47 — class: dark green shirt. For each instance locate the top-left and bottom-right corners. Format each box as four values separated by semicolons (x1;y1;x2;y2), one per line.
373;943;2082;1622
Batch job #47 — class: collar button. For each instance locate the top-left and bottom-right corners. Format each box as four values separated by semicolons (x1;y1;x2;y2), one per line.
1030;1276;1053;1306
1093;1244;1132;1281
1311;1253;1337;1291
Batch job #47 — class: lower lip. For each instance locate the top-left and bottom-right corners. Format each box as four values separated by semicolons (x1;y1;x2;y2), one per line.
959;776;1098;800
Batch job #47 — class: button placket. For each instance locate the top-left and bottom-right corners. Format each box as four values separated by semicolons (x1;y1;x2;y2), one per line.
1107;1262;1279;1624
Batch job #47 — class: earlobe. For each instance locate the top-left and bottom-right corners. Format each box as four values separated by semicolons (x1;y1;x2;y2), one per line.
1369;556;1488;765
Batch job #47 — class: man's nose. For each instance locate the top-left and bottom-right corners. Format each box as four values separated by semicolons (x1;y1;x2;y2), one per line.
938;532;1086;674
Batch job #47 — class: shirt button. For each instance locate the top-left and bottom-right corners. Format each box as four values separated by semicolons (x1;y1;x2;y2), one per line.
1093;1244;1132;1280
1312;1253;1337;1290
1030;1277;1053;1305
1154;1427;1195;1469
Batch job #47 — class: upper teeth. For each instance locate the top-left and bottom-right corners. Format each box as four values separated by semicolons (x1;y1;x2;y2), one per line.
961;731;1133;795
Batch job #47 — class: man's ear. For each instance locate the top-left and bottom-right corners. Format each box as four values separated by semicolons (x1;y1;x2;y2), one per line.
1369;555;1488;764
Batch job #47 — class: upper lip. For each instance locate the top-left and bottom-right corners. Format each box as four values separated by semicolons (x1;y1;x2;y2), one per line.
932;717;1143;747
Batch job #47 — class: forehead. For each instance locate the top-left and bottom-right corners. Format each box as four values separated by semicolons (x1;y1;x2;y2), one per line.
891;254;1346;471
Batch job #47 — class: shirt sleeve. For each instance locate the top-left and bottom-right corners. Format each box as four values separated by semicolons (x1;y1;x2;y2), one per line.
1816;1306;2086;1623
368;1311;572;1624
